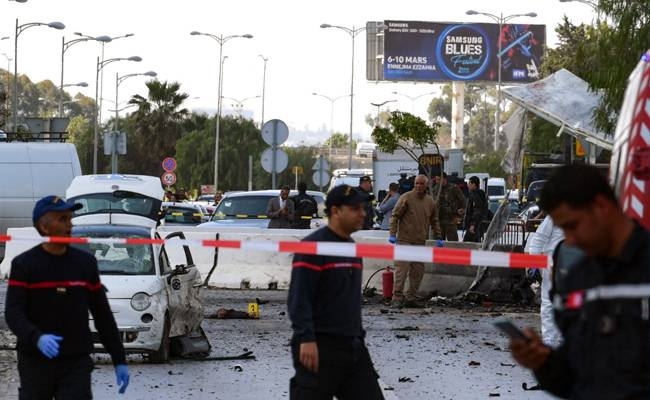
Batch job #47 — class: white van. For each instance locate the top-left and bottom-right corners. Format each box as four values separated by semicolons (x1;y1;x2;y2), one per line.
0;143;82;258
355;142;377;157
327;168;373;192
487;177;507;201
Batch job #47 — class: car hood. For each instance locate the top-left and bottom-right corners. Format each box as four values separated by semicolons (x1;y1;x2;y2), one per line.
198;219;270;229
99;275;164;299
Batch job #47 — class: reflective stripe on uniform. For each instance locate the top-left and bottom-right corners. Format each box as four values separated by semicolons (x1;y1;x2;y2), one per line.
584;284;650;301
555;283;650;311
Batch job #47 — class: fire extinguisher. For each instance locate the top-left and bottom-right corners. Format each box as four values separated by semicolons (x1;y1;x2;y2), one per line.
382;266;394;300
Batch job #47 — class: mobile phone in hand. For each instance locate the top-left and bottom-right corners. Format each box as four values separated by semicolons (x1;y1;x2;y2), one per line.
493;319;528;341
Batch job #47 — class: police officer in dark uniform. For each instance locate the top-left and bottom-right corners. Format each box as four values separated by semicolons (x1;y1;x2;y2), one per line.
5;195;129;398
291;182;317;229
463;175;488;242
357;175;375;230
288;185;384;399
509;165;650;399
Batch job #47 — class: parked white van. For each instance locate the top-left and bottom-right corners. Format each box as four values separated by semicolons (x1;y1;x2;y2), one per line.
0;143;81;259
355;142;377;157
487;177;507;201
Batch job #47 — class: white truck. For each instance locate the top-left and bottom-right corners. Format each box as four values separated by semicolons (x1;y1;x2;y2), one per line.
372;148;464;198
0;143;82;260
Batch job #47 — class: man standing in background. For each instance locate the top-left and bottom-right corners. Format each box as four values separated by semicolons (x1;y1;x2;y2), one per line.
377;182;400;230
267;185;295;229
389;175;442;308
357;176;375;230
464;176;488;242
433;172;466;241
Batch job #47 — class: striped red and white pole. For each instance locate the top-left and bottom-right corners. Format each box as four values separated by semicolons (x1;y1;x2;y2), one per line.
0;235;549;269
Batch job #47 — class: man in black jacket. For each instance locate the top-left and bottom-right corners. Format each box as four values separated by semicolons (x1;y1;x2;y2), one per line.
5;195;129;398
463;175;488;242
288;185;384;400
357;175;375;230
509;165;650;399
291;182;317;229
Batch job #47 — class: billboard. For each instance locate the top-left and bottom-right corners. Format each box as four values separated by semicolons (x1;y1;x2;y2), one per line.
382;20;545;83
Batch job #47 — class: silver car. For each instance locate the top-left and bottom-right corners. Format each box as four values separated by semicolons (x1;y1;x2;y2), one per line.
198;189;326;229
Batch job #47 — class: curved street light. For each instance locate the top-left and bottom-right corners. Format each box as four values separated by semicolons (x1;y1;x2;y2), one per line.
465;10;537;151
13;18;65;130
93;55;141;173
370;100;397;126
320;23;366;170
59;35;112;116
63;81;88;88
108;70;156;173
221;95;260;118
78;32;135;128
312;92;350;158
190;30;253;191
392;91;436;113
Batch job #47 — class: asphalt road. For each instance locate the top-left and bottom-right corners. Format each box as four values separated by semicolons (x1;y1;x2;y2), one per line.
0;284;558;400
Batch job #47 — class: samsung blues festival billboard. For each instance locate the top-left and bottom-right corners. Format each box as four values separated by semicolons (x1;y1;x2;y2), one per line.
383;20;545;83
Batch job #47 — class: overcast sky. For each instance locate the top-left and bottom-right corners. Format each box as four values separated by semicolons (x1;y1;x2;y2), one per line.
2;0;595;143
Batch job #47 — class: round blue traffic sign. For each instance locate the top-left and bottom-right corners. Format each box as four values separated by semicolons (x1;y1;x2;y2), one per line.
162;157;177;172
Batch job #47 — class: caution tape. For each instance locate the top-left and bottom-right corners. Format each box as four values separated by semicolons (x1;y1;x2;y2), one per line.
0;234;549;269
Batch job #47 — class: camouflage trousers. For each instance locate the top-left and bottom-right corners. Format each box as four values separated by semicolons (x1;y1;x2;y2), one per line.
440;220;459;241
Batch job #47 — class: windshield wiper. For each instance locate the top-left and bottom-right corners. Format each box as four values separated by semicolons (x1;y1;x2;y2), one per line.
99;270;138;275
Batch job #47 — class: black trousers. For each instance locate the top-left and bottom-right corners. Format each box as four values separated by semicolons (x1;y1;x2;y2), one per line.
290;335;384;400
17;352;93;400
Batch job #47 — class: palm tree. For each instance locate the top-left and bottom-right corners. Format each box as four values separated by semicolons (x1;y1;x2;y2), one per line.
127;80;189;175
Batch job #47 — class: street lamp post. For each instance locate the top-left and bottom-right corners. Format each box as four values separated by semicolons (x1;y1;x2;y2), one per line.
370;100;397;126
13;18;65;131
466;10;537;151
221;95;260;119
258;55;268;127
391;91;436;114
77;32;135;128
320;23;366;170
58;81;87;115
190;30;253;192
111;70;156;173
312;92;350;158
60;35;112;116
94;56;141;174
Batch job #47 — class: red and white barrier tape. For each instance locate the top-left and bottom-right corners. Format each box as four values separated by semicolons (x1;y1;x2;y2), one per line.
0;235;549;269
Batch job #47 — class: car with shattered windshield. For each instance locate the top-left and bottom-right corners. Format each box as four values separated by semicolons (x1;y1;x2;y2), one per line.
66;174;211;362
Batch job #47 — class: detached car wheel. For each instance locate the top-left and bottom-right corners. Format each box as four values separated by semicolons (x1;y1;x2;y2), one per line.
149;315;170;363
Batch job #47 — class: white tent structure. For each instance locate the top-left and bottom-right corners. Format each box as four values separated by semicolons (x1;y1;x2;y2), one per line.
501;68;614;151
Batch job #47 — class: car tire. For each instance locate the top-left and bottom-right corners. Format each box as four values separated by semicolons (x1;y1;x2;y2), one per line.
149;315;170;363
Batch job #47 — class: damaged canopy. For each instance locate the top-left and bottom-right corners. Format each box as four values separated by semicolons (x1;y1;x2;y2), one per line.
501;68;614;150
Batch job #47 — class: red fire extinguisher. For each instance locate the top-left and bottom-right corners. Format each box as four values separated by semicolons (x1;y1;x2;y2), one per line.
382;266;394;300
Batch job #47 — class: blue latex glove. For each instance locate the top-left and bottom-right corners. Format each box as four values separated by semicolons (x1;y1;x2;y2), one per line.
388;235;397;244
115;364;129;394
37;334;63;359
436;239;445;247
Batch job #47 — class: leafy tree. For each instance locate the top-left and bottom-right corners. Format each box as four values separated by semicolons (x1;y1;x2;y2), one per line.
324;132;353;149
217;116;266;191
579;1;649;133
126;80;189;175
65;115;93;173
273;146;322;191
371;111;442;187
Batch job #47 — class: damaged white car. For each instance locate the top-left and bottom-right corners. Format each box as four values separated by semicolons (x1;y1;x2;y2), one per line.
66;174;211;362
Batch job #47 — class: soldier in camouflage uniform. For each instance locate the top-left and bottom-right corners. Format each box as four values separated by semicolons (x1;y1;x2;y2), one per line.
433;172;466;241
